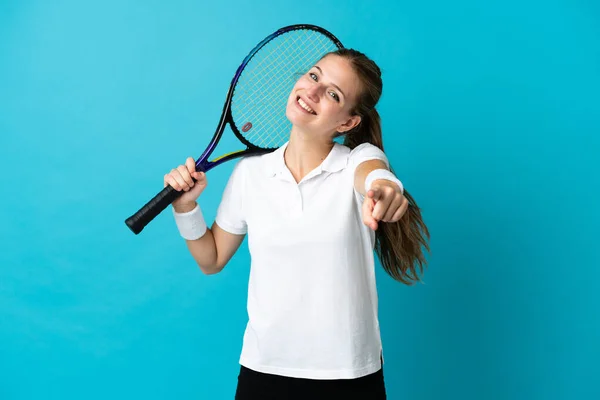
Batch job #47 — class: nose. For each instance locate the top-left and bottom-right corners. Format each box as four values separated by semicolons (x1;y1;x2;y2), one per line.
305;83;322;103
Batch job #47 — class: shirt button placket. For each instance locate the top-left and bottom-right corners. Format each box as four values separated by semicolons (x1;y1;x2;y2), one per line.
290;186;303;218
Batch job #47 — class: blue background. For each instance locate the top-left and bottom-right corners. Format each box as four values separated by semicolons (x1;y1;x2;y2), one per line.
1;0;599;399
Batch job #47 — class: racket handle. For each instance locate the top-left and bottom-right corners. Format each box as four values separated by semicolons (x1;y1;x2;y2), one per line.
125;184;183;234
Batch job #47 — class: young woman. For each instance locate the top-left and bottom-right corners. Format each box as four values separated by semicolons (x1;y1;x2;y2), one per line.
164;49;430;399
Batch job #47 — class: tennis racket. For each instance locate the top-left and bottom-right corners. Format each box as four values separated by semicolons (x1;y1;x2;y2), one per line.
125;24;343;234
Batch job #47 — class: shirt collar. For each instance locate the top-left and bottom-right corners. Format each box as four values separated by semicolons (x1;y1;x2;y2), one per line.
262;141;349;178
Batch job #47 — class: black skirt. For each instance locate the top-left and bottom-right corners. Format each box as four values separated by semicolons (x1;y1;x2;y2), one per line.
234;365;387;400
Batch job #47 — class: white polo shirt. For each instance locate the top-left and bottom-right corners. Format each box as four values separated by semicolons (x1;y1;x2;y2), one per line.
215;141;390;380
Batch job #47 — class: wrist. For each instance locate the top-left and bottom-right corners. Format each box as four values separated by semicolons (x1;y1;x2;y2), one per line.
173;203;207;240
173;201;198;214
365;169;404;194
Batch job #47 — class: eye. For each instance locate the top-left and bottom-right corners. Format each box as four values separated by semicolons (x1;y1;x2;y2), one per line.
309;72;318;81
328;91;340;102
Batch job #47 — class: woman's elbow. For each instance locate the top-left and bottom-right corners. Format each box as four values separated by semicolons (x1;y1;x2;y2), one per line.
197;262;225;275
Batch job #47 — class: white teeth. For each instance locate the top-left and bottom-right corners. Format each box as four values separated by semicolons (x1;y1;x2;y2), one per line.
297;97;315;114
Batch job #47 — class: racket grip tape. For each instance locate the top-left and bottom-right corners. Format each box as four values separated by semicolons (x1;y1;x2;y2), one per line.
125;184;183;234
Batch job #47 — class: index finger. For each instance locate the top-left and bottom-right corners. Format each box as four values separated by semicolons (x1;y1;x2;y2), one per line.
368;187;382;201
185;157;196;175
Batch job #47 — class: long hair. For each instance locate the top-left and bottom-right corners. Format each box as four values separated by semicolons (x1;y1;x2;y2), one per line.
328;48;430;285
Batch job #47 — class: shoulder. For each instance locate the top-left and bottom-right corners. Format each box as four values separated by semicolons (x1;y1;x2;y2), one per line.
346;142;389;169
231;152;267;170
229;151;275;180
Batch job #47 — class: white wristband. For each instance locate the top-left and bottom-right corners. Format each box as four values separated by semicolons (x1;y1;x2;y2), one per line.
365;169;404;194
173;204;207;240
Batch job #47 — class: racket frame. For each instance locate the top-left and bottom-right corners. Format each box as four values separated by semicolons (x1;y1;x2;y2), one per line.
196;24;344;172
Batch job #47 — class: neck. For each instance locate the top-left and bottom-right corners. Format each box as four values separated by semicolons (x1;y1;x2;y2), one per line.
284;126;335;183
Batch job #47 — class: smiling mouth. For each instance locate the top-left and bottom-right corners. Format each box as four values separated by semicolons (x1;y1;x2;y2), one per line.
297;96;316;115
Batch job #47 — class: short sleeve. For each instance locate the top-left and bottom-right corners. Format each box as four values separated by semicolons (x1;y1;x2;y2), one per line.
348;142;390;171
215;159;248;235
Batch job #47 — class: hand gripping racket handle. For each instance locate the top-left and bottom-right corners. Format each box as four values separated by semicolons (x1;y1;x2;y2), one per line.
125;184;186;234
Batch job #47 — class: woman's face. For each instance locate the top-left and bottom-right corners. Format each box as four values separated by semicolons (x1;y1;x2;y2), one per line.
285;54;362;137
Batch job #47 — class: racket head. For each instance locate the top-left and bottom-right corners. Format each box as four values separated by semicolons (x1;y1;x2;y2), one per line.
227;24;344;152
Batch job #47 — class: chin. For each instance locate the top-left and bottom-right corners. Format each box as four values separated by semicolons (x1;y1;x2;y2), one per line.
285;102;306;126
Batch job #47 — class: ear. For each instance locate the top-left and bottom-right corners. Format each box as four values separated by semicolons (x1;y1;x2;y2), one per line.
336;115;361;134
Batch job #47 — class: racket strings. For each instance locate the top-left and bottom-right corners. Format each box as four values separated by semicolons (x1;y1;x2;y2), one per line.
237;32;315;102
240;34;323;132
236;32;334;134
231;29;340;148
233;33;312;134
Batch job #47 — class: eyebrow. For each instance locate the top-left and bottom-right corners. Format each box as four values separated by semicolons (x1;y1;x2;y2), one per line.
314;65;346;98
